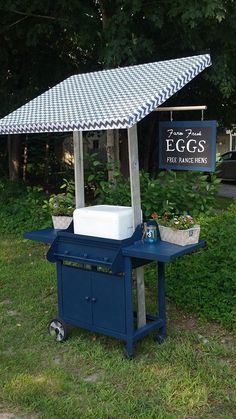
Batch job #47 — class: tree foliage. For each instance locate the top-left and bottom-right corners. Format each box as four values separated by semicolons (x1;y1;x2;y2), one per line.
0;0;236;179
98;0;236;125
0;0;235;122
0;0;101;115
0;0;235;121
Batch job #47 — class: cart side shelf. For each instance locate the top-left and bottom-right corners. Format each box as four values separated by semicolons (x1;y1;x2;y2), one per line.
24;228;59;244
122;239;206;262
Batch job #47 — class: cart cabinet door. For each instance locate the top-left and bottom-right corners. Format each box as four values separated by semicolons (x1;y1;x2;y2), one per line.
59;265;92;325
92;272;126;333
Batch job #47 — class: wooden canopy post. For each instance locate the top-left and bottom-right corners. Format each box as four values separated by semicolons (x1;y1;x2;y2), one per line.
73;131;85;208
127;125;146;328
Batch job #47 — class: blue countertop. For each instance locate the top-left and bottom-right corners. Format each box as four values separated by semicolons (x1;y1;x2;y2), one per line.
24;228;206;263
24;228;59;244
122;239;206;263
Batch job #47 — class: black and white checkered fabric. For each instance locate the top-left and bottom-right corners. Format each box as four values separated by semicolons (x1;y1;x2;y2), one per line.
0;54;211;134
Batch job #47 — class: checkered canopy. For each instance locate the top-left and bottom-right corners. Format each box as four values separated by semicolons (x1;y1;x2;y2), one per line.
0;54;211;134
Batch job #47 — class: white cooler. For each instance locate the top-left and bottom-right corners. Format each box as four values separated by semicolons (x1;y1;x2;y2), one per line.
73;205;134;240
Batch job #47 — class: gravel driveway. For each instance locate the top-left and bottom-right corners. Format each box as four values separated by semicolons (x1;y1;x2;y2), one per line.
218;182;236;198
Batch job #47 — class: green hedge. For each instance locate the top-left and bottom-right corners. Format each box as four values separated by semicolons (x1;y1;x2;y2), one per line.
1;178;235;330
95;169;220;218
162;205;236;331
0;180;51;234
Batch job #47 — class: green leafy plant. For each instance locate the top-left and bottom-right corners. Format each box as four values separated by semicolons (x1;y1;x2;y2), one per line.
0;180;50;234
43;179;75;216
159;207;236;330
140;170;221;219
152;212;196;230
93;164;220;218
95;168;131;206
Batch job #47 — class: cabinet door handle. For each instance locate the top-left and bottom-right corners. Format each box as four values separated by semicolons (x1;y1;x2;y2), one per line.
91;297;97;303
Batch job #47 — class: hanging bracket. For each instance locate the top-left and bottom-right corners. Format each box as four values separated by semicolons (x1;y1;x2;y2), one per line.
155;105;207;121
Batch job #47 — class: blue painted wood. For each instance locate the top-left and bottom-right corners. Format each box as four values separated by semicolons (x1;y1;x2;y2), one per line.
47;227;143;273
57;263;126;335
23;222;74;244
124;257;135;357
133;318;164;342
158;262;166;338
92;271;126;333
59;265;92;325
159;120;217;173
24;228;58;244
122;238;206;262
24;224;206;356
58;316;127;341
56;262;63;319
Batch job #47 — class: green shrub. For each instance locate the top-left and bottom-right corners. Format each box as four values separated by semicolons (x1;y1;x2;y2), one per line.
95;168;220;218
141;170;220;217
42;179;75;216
158;206;236;331
0;180;51;234
46;156;220;218
94;169;131;206
0;174;234;330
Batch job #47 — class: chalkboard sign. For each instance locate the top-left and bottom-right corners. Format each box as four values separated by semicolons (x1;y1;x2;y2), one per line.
159;120;216;172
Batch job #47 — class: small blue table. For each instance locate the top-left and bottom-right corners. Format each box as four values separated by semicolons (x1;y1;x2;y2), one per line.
24;227;205;357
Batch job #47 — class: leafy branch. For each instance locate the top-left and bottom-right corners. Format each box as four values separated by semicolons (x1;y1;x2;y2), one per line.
1;8;64;21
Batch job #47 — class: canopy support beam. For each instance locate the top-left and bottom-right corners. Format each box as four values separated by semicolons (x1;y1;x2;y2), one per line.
73;131;85;208
127;125;146;328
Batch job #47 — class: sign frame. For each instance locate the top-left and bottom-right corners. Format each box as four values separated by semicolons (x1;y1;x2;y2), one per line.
159;120;216;172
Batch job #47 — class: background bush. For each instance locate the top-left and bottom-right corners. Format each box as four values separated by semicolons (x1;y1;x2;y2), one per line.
95;166;220;218
146;203;236;331
0;179;50;234
1;169;235;331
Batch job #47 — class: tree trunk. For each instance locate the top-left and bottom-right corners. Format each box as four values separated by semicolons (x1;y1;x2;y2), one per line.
22;135;28;182
54;138;64;170
98;1;121;173
44;138;50;185
139;113;159;175
119;129;129;177
8;134;22;181
97;0;112;30
106;129;119;181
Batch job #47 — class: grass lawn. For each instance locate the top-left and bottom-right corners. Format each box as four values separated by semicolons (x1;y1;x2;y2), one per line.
0;235;236;419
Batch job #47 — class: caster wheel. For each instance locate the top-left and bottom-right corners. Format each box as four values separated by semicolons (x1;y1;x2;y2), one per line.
48;318;69;342
154;335;165;344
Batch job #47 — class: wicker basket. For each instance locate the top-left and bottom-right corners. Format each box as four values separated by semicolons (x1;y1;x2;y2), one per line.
158;224;200;246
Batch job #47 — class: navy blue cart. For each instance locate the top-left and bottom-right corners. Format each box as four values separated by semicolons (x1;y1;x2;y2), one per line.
25;226;205;358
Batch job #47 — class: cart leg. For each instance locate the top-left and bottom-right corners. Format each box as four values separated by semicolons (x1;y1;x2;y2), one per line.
157;261;167;340
124;257;135;357
125;340;134;359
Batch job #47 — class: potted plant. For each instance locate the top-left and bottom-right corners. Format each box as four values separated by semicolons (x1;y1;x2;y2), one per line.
43;180;75;229
151;212;200;246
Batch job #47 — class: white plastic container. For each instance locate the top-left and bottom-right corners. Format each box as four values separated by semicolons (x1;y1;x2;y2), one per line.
73;205;134;240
